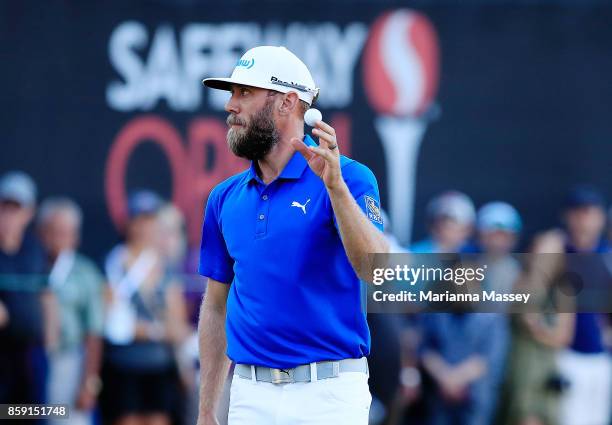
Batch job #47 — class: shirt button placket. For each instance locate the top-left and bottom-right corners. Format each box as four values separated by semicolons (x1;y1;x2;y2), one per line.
255;192;270;237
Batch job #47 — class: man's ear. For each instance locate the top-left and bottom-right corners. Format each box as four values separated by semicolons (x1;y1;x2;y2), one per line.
278;92;299;116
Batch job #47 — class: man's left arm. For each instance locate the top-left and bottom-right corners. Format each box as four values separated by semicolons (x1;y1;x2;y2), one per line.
292;121;389;282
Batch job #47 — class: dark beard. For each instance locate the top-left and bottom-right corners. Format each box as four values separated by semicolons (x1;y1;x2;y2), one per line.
226;99;279;161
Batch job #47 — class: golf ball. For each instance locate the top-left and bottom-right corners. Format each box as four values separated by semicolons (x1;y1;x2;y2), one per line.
304;108;322;127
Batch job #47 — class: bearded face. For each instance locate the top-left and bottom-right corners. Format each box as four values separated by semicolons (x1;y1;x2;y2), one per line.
226;97;280;161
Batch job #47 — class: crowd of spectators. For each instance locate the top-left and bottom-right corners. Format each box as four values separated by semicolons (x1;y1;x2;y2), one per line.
0;169;611;425
0;171;200;425
372;189;612;425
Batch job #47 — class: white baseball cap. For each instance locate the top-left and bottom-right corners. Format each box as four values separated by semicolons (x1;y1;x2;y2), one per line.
203;46;319;105
427;191;476;225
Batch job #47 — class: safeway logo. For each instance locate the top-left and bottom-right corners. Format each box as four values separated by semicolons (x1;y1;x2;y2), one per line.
363;9;439;116
105;21;367;112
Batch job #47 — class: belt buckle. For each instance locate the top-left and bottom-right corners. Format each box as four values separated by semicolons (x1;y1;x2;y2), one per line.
270;368;293;384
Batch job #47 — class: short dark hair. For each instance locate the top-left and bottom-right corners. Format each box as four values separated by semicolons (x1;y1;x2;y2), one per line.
299;100;310;117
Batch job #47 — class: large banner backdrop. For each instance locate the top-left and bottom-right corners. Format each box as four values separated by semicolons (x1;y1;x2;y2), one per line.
2;1;612;259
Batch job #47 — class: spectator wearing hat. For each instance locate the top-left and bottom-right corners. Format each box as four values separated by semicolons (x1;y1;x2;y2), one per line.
0;171;53;409
468;202;523;424
100;190;189;425
556;186;611;425
411;191;475;254
406;193;478;425
38;197;105;425
468;201;523;296
474;202;521;254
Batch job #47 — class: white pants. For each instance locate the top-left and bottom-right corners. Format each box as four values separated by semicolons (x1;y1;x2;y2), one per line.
228;371;371;425
47;349;93;425
558;350;612;425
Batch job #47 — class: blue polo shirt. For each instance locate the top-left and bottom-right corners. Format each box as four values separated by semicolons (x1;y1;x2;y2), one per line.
199;135;383;368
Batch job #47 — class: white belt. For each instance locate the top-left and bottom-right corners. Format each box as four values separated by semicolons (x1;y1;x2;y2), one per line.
234;357;368;384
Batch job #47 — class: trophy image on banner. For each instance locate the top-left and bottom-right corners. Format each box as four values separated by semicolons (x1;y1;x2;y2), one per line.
363;9;440;245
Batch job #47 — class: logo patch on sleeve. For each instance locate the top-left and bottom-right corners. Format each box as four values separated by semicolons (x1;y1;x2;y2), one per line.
364;195;383;225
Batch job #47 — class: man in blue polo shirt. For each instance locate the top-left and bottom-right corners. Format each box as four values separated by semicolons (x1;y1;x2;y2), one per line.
196;46;388;425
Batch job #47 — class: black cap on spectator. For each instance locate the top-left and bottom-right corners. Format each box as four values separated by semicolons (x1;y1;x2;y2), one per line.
563;185;605;210
127;190;163;219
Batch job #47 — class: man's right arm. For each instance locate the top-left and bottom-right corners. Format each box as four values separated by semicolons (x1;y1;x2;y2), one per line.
197;278;231;425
